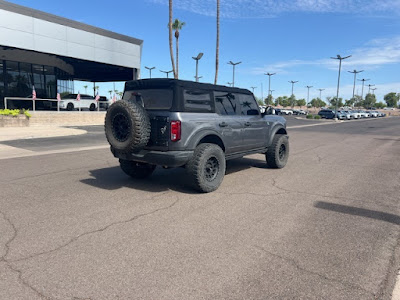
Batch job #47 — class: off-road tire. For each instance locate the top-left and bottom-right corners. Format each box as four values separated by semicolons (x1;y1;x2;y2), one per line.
66;103;74;111
266;135;289;169
89;103;96;111
105;101;150;153
186;143;226;193
119;159;156;179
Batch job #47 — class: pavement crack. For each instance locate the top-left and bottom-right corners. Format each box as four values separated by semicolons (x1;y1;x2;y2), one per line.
0;210;18;262
214;191;290;198
4;262;52;299
10;193;179;263
254;245;375;297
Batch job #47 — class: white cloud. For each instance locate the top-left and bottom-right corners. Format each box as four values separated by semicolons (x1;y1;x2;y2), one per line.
251;36;400;74
148;0;400;18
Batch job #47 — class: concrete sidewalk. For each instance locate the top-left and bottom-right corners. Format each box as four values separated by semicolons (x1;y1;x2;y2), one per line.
0;125;87;142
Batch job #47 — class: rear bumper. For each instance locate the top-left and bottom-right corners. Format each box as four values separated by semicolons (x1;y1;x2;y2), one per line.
111;148;194;167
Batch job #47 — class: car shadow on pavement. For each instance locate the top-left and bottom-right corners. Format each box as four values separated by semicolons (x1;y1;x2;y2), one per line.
80;166;198;194
314;201;400;225
226;156;270;174
81;157;269;193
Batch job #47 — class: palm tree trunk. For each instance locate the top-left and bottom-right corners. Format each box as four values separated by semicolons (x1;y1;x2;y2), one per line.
169;0;176;79
176;36;179;79
214;0;220;85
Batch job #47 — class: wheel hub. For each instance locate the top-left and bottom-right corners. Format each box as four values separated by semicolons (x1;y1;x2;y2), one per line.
205;157;219;181
279;144;286;160
112;113;131;142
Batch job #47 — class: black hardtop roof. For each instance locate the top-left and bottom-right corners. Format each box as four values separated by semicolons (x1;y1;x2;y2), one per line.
125;79;253;95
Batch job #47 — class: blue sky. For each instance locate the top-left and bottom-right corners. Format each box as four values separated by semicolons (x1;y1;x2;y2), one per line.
8;0;400;103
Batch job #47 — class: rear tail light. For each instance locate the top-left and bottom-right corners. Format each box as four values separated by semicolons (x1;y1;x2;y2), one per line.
170;121;181;142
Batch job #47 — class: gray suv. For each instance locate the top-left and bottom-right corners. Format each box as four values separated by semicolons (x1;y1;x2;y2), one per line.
105;79;289;192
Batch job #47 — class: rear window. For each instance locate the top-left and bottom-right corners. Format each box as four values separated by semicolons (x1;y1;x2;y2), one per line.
123;89;173;110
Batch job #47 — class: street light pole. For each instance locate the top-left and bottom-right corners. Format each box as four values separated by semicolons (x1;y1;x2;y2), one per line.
358;78;370;101
367;84;375;94
250;86;257;94
264;72;276;97
228;61;241;87
289;81;298;96
348;69;363;101
318;88;325;107
227;82;232;87
160;70;173;78
192;53;204;82
306;85;313;105
371;88;377;95
331;54;352;119
145;66;155;78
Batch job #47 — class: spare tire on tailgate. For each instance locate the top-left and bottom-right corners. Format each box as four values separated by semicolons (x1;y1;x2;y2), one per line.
105;101;150;153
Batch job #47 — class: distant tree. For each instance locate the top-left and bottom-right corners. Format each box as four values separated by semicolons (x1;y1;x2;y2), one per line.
83;85;88;94
344;98;354;107
310;97;326;108
297;99;306;108
168;0;176;79
364;93;376;108
276;96;290;107
265;94;273;105
255;98;264;106
375;102;386;109
328;97;343;108
108;90;112;97
384;92;399;107
172;19;186;79
289;95;296;108
353;95;363;107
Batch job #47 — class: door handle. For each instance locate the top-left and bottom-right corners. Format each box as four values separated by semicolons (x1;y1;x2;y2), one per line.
219;122;228;127
244;122;251;126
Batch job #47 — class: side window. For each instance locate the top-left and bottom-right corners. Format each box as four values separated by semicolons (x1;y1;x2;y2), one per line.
183;89;212;112
238;94;260;116
214;91;239;115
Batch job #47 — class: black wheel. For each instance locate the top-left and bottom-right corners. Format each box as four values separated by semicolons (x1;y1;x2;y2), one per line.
66;103;74;111
119;159;156;179
89;103;96;111
105;101;150;153
186;143;226;193
266;135;289;168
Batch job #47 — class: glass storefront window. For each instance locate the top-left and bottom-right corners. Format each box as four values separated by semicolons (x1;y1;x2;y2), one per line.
6;61;19;97
32;64;45;98
18;63;32;97
0;61;4;108
44;66;56;99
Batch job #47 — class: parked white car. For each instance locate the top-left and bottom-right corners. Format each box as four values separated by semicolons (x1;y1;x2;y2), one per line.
59;94;98;111
367;111;379;118
357;110;370;118
348;110;361;119
280;109;293;115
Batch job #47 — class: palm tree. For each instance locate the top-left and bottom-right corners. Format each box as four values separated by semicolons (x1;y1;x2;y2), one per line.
168;0;176;79
83;85;88;94
108;90;112;98
214;0;220;85
172;19;185;79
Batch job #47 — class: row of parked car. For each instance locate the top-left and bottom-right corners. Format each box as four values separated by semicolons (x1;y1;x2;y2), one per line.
318;109;386;120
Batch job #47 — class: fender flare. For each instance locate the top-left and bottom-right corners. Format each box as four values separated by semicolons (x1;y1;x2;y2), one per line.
186;130;226;151
268;125;288;147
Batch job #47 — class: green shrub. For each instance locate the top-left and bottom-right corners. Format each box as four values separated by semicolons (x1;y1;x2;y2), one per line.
0;109;31;118
314;115;321;119
306;114;313;119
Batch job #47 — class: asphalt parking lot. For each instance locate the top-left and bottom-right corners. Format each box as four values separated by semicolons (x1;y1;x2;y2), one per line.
1;116;399;299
